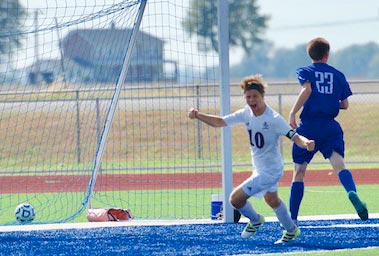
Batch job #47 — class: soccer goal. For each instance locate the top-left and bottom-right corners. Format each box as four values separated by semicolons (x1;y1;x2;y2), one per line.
0;0;228;224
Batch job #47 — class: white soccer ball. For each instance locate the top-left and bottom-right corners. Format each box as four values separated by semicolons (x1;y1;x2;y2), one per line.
15;203;36;223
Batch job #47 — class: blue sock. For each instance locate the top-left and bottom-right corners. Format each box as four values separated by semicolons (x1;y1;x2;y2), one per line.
289;182;304;220
338;169;356;193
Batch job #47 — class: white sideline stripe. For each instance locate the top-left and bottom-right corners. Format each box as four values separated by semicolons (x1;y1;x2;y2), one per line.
305;189;344;193
0;219;222;232
303;223;379;228
242;213;379;222
0;213;378;232
242;247;379;256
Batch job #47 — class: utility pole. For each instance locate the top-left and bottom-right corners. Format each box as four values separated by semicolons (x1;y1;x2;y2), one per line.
34;10;39;71
55;17;67;87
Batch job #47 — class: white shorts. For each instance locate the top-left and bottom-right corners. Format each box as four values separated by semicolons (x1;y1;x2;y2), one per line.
240;171;281;199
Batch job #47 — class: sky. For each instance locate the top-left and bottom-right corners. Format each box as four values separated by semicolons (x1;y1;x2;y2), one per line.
257;0;379;52
11;0;379;69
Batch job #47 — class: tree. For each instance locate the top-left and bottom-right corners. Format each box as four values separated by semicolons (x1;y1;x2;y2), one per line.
269;44;309;78
230;41;274;78
332;42;379;79
0;1;26;62
367;50;379;79
182;0;269;54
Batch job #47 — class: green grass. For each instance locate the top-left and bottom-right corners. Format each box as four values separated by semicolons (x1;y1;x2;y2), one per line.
256;247;379;256
244;185;377;218
1;184;377;224
0;100;378;173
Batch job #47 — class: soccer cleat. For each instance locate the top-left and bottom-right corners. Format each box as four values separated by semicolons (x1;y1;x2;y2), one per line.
274;228;300;244
348;191;369;220
241;215;265;238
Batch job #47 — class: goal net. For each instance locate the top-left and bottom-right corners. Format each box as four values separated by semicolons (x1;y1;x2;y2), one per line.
0;0;223;224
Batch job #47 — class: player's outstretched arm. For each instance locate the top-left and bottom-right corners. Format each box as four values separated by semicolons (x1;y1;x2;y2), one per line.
289;82;312;128
340;98;349;110
188;108;227;128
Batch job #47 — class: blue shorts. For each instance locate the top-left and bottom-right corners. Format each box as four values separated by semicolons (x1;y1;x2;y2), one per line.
292;119;345;164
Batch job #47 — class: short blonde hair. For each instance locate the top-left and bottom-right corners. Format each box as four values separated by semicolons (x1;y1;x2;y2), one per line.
240;74;267;95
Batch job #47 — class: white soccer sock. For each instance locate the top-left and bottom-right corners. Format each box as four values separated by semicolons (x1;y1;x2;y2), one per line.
274;201;297;233
238;201;260;223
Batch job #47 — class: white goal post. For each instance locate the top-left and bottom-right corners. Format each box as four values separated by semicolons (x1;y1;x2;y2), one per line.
217;0;233;223
85;0;147;210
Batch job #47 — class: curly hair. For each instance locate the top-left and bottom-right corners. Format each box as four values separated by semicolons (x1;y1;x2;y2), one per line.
240;74;267;95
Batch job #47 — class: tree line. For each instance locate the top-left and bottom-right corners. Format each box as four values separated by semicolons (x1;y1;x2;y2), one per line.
3;1;378;80
230;41;379;79
183;0;379;80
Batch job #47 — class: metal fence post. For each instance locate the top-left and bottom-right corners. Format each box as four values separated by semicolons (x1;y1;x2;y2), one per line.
75;90;81;164
278;93;283;154
96;98;101;144
196;84;202;159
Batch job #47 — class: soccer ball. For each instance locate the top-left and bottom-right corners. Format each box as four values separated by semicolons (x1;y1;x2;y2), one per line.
15;203;36;223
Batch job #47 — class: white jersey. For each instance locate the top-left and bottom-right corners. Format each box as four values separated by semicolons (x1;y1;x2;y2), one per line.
223;105;292;177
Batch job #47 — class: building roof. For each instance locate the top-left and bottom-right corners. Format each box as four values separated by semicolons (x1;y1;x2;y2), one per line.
63;28;164;49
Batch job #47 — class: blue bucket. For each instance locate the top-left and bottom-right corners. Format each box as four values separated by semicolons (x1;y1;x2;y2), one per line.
211;194;223;220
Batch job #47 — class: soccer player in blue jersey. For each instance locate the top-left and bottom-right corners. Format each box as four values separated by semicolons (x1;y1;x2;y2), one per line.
188;74;315;244
288;37;369;224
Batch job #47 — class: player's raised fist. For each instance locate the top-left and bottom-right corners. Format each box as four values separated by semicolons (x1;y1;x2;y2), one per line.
306;140;315;151
188;108;198;119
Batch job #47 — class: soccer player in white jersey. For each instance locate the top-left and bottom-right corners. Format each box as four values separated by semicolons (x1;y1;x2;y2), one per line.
188;74;315;244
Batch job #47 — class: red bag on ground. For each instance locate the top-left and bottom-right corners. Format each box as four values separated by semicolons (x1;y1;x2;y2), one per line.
87;208;134;222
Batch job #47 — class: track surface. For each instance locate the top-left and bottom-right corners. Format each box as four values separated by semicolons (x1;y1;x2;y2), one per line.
0;168;378;193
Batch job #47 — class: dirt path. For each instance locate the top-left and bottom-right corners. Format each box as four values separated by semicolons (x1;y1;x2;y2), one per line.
0;169;378;194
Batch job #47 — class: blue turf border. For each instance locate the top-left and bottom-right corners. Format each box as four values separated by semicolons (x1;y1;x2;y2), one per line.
0;218;378;255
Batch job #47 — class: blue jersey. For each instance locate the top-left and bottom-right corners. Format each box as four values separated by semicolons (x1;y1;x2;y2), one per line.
296;63;352;121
